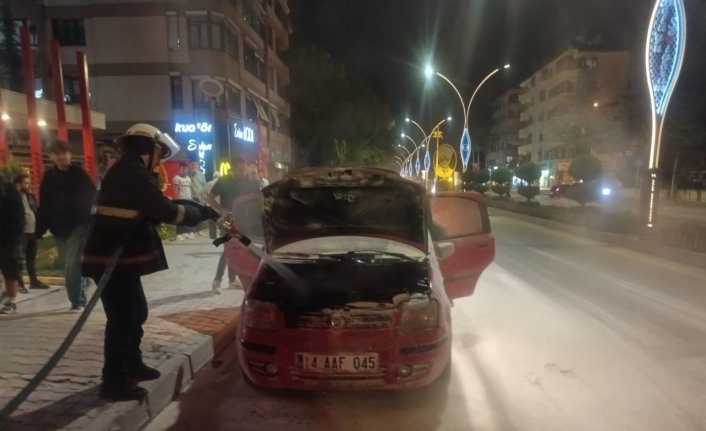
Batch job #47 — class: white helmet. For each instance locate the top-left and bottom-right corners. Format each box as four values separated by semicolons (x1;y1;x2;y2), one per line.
116;123;180;161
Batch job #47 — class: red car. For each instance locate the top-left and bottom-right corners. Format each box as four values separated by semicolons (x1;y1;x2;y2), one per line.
224;167;495;390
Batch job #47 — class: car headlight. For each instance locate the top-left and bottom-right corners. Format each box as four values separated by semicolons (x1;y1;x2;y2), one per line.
243;299;281;330
400;299;439;331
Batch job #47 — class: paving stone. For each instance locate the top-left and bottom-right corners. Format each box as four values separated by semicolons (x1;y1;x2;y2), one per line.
0;239;238;431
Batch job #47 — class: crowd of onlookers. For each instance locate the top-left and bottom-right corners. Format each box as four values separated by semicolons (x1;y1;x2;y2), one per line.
1;141;268;314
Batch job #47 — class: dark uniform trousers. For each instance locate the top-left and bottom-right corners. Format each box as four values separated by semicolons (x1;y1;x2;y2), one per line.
100;269;148;382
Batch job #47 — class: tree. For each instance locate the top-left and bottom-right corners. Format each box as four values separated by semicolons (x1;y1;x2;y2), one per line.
462;168;490;193
490;167;513;197
568;154;603;182
515;161;541;201
284;44;397;168
567;155;603;205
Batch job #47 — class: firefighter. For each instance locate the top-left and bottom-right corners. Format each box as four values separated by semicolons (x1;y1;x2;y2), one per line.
82;123;218;401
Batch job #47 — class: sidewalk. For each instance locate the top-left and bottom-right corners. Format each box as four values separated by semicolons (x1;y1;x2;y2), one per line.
0;236;243;431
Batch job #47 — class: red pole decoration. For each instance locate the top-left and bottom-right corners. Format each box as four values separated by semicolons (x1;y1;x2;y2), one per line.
20;26;43;184
0;90;8;164
76;51;96;182
51;40;68;141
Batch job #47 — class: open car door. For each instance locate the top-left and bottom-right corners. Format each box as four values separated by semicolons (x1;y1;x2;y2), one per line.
224;194;263;289
428;191;495;299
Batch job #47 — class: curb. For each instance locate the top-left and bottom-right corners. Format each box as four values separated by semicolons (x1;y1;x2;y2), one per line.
22;275;65;286
489;207;706;268
85;311;240;431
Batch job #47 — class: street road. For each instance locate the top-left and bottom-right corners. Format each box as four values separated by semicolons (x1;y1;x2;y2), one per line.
146;214;706;431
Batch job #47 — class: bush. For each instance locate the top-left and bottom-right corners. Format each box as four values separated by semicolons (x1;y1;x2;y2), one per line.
490;167;513;184
491;184;510;196
472;184;489;194
517;185;540;201
569;155;603;182
564;183;598;206
515;161;541;185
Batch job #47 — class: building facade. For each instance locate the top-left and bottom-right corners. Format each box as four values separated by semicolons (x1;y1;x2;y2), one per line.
5;0;292;181
487;87;526;169
517;49;631;188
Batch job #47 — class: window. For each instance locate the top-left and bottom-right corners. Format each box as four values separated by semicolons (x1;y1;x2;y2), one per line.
539;90;546;101
191;79;208;108
211;20;223;50
541;68;549;80
170;76;183;108
63;77;80;103
538;111;545;122
539;133;544;142
188;18;209;49
226;85;241;116
243;1;266;41
429;196;487;238
579;57;598;69
224;27;239;60
245;98;258;122
509;94;519;103
167;15;180;50
52;19;85;46
244;44;265;81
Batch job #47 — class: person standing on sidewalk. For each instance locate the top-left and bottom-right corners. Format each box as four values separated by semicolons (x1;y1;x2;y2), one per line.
173;162;193;240
37;140;96;311
204;156;259;291
202;171;221;240
0;175;24;314
188;160;207;236
14;174;50;292
82;123;217;401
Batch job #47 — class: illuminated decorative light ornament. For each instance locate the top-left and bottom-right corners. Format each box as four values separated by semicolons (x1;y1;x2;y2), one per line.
646;0;686;118
424;148;431;172
460;128;471;172
642;0;686;230
415;153;421;175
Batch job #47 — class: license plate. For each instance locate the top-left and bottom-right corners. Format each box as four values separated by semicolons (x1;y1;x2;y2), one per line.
296;353;378;373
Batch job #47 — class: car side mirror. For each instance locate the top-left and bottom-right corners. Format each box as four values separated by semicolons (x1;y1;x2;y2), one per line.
435;241;455;260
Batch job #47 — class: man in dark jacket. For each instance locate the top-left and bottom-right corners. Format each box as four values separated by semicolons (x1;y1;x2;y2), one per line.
0;175;24;314
15;174;50;292
82;123;217;401
37;140;96;310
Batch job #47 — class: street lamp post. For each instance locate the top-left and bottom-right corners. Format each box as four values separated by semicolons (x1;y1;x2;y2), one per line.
401;133;425;176
425;64;510;172
641;0;687;232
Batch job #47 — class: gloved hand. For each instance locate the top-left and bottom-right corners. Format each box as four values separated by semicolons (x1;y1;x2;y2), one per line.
200;205;220;221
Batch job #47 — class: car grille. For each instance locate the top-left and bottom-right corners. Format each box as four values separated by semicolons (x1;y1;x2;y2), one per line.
294;310;395;330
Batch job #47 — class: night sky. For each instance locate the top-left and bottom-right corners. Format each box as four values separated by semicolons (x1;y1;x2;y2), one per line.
290;0;703;142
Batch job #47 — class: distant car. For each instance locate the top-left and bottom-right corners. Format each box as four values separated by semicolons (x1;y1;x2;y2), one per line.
224;167;495;391
549;183;575;198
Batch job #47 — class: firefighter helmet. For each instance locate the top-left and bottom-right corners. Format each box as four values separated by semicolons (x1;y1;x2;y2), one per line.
116;123;180;161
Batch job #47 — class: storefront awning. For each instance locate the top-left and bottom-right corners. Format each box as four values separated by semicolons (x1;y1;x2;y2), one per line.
0;88;106;131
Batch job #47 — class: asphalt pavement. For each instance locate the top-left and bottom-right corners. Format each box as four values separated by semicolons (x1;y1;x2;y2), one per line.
145;213;706;431
0;234;243;431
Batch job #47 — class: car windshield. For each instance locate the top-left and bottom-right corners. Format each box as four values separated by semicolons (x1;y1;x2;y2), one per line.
3;0;706;430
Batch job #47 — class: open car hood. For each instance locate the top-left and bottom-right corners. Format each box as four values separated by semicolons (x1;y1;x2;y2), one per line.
261;167;428;253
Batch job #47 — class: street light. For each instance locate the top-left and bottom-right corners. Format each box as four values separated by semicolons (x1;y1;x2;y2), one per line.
425;63;510;172
401;133;426;175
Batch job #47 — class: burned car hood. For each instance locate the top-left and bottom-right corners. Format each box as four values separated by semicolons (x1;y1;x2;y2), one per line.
261;167;428;252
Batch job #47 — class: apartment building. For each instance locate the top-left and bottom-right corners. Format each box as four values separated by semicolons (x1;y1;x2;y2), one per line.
487;87;526;168
4;0;292;180
517;48;631;187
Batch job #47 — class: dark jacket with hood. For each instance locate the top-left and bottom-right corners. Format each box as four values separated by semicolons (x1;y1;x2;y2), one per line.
37;164;96;238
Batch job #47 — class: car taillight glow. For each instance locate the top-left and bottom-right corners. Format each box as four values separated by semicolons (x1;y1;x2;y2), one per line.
400;298;439;331
243;299;281;330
